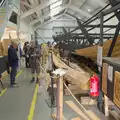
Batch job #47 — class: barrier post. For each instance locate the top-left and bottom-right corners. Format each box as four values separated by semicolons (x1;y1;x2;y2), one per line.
56;75;63;120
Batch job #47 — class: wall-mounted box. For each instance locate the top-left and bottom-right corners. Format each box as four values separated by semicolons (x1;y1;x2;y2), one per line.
102;57;120;108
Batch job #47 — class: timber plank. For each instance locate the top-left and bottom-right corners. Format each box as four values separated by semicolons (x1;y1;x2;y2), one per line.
71;117;81;120
65;101;90;120
86;110;101;120
109;110;120;120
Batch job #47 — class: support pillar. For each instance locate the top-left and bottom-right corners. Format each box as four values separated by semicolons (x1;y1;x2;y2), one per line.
97;13;104;112
56;76;63;120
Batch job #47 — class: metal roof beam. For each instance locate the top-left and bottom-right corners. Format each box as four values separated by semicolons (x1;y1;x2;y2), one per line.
30;6;65;25
35;13;64;30
68;5;92;18
95;0;107;7
63;0;72;15
77;19;93;44
53;25;117;29
21;1;59;18
20;1;32;8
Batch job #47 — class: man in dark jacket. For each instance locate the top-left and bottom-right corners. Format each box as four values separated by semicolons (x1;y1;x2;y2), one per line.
8;39;19;87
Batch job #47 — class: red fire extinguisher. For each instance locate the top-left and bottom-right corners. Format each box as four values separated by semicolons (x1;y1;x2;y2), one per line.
90;75;99;97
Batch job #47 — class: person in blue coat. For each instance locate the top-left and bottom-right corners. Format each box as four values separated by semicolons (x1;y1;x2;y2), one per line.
8;39;19;87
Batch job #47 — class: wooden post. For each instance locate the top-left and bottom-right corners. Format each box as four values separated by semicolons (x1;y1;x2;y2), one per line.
56;76;63;120
104;95;109;116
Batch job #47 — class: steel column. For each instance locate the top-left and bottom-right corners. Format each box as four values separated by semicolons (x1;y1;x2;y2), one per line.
104;2;120;15
100;13;104;45
77;19;93;44
97;13;104;112
107;21;120;57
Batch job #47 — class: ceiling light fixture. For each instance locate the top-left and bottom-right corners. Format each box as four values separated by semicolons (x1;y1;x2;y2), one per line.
88;9;91;12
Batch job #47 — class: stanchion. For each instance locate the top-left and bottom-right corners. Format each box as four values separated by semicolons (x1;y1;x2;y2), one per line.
45;53;57;108
51;72;56;107
45;71;57;108
56;75;63;120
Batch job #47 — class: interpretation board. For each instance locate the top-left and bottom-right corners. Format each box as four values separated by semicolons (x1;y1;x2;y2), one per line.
114;71;120;108
102;63;108;95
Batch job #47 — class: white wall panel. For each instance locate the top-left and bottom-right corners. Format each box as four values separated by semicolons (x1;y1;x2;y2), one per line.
19;20;34;42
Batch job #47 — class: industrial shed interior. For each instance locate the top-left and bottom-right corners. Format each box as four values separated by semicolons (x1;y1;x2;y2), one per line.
0;0;120;120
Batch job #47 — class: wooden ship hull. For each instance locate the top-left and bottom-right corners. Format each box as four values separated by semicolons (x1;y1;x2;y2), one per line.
75;36;120;60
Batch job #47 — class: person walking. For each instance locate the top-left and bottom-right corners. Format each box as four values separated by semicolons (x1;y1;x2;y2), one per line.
23;42;30;68
8;39;19;87
28;41;41;83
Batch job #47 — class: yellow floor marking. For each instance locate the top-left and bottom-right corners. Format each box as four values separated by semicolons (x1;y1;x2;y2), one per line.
0;70;23;97
0;88;7;97
28;84;39;120
16;70;23;78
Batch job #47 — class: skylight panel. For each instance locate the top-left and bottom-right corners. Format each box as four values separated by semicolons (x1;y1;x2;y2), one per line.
49;0;59;4
50;6;61;17
50;0;62;9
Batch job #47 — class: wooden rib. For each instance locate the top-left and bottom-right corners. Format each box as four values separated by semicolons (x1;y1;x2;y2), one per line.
75;35;120;59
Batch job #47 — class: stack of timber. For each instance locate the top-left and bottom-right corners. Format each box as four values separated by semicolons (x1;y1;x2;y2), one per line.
75;35;120;60
52;54;90;94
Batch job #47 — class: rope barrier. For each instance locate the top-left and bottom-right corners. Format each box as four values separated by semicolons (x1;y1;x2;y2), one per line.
38;53;92;120
63;82;92;120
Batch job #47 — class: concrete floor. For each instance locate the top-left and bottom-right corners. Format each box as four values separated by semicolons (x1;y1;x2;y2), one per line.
0;68;55;120
0;69;36;120
0;68;110;120
33;87;53;120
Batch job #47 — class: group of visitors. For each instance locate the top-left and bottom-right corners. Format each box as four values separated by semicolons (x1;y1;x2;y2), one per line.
8;39;53;87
